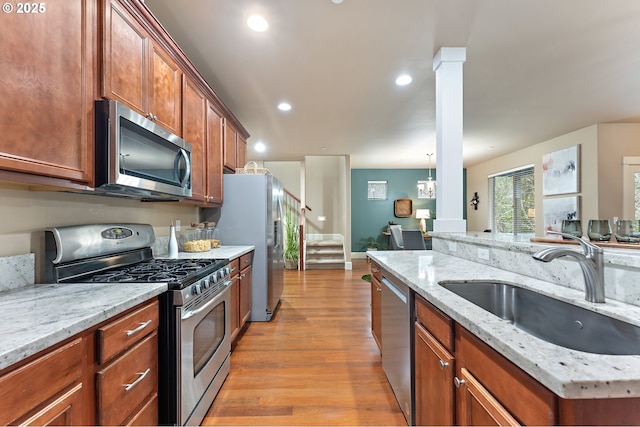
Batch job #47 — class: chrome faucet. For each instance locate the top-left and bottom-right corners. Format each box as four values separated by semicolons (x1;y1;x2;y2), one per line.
532;231;605;303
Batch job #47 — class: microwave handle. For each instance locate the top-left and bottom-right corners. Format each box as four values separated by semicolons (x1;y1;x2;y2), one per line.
178;148;191;188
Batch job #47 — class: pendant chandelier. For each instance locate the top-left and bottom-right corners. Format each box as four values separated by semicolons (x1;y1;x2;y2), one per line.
425;153;436;198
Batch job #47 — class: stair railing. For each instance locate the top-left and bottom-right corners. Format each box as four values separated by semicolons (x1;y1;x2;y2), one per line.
283;189;311;270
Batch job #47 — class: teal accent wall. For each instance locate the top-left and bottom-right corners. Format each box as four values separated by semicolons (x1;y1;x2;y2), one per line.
351;169;467;252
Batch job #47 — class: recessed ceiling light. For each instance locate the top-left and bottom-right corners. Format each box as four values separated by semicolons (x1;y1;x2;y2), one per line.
395;74;412;86
278;102;292;111
254;141;266;152
247;14;268;32
332;0;344;4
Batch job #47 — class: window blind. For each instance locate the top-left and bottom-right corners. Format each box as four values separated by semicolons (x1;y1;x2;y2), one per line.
489;166;535;235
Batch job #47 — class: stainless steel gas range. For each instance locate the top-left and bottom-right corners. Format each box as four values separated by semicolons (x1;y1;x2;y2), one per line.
45;223;232;426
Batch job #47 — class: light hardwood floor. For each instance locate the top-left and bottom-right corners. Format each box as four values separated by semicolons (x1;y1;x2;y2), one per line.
201;259;407;426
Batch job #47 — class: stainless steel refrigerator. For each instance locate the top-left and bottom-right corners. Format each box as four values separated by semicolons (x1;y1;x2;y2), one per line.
217;174;284;321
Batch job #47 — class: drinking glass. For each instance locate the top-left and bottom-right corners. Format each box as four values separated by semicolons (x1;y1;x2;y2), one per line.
614;219;640;243
587;219;612;242
561;220;582;239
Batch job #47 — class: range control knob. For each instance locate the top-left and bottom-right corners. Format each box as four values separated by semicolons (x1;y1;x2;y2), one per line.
192;283;201;296
224;266;231;277
201;277;209;289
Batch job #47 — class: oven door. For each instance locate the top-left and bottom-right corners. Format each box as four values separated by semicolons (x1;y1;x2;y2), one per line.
178;282;231;425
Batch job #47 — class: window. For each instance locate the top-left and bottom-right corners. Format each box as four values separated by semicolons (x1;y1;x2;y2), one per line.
489;166;535;235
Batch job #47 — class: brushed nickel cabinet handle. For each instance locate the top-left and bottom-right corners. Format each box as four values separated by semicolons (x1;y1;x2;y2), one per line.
126;320;152;336
454;377;466;388
124;368;151;392
439;360;449;369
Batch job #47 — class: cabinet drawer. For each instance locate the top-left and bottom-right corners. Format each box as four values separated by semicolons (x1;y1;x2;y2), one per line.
97;300;159;364
229;257;240;277
125;392;158;426
415;294;454;352
370;261;382;281
0;338;83;426
240;251;253;269
97;332;158;426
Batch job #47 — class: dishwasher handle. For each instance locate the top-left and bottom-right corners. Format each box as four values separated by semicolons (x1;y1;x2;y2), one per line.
381;277;407;304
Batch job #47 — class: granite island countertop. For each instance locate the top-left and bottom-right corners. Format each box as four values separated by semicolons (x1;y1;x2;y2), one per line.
367;249;640;400
0;245;254;372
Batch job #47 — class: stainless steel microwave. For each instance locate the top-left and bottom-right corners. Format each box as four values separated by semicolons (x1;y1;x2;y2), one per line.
94;100;192;200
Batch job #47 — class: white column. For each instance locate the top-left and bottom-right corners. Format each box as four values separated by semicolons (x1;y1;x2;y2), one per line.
432;47;467;233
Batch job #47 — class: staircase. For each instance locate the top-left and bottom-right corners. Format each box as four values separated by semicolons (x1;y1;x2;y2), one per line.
305;234;346;270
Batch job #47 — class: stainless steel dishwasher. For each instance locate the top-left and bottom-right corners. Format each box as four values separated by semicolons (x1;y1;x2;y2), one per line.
381;274;412;425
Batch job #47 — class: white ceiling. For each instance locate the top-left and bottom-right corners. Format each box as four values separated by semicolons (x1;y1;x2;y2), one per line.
144;0;640;169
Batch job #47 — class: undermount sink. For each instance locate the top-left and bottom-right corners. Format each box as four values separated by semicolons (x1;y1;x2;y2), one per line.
439;280;640;355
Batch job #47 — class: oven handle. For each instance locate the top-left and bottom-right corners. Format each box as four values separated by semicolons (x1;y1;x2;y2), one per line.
181;282;230;321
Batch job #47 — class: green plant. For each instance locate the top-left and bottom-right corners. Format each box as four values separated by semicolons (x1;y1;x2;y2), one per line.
284;205;300;264
361;273;372;282
360;236;386;251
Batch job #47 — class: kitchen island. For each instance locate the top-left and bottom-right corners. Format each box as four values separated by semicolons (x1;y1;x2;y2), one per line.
368;248;640;399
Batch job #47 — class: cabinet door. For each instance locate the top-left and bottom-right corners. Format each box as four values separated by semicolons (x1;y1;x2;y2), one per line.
182;76;207;203
102;0;148;115
206;101;224;205
0;338;84;425
19;383;84;426
370;277;382;350
223;119;238;171
239;265;252;327
0;0;94;185
455;367;521;426
149;44;181;135
230;273;240;343
415;322;454;426
236;134;247;169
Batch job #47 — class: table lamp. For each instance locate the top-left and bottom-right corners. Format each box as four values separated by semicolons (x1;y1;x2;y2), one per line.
416;209;431;233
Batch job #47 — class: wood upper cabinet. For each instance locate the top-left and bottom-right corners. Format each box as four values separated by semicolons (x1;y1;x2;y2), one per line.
0;0;95;186
206;101;224;205
236;133;247;170
182;79;224;206
102;0;181;135
182;76;207;203
223;119;238;171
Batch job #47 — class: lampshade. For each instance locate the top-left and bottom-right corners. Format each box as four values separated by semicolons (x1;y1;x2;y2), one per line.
415;209;431;219
416;209;430;234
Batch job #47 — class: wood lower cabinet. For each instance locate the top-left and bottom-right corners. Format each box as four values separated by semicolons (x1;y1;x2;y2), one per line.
0;298;159;426
0;339;84;426
95;299;159;426
239;252;253;326
370;261;382;350
102;0;181;135
0;0;95;187
415;322;455;426
230;252;254;345
455;367;521;426
229;257;241;342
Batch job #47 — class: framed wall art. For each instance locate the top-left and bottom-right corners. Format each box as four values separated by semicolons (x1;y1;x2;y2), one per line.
542;145;580;196
367;180;387;200
543;196;580;233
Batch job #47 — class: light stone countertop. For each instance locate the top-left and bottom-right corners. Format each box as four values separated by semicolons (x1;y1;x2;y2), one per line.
0;282;166;371
367;249;640;400
0;246;253;372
